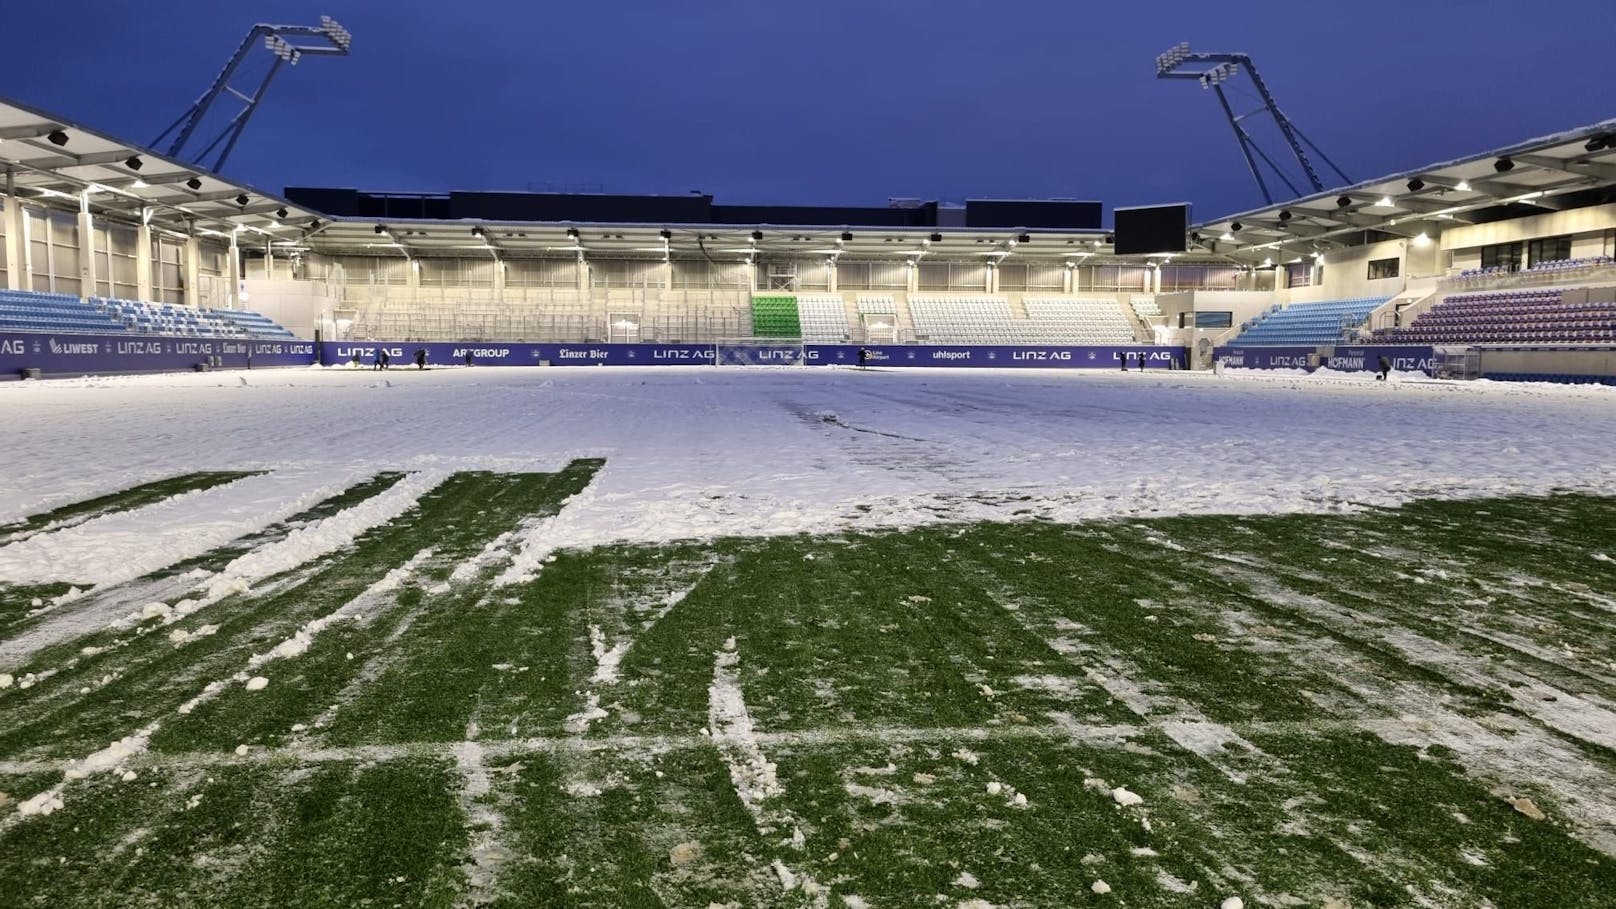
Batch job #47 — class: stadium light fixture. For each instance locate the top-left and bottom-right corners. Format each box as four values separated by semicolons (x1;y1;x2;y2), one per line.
1586;135;1610;153
235;193;250;206
1377;196;1394;208
47;129;68;146
1336;196;1352;208
1494;157;1514;173
275;207;288;219
1455;180;1472;192
1406;177;1425;192
132;179;148;189
125;155;143;171
1220;232;1234;241
1154;41;1191;75
1277;210;1292;222
1412;232;1432;247
1199;62;1238;90
186;177;203;191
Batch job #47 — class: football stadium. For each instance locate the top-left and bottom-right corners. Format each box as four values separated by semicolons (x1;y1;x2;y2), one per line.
2;7;1616;908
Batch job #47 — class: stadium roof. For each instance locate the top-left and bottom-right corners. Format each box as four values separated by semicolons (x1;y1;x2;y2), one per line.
1196;118;1616;261
296;218;1118;263
0;93;322;242
8;88;1614;267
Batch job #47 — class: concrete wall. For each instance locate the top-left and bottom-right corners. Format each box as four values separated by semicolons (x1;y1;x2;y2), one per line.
242;279;337;340
1440;203;1616;266
1274;237;1439;304
1479;347;1616;378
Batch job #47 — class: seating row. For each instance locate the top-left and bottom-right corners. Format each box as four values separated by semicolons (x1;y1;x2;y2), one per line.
1230;297;1388;346
1380;287;1616;345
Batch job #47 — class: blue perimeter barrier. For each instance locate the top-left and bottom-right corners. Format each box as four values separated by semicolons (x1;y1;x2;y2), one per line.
319;341;1188;370
1214;344;1437;375
0;331;316;379
2;331;1189;379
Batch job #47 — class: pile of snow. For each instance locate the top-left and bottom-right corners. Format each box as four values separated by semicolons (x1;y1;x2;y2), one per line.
1112;786;1144;807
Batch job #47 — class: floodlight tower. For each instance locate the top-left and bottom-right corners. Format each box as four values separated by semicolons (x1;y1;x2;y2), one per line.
153;16;353;173
1155;42;1349;205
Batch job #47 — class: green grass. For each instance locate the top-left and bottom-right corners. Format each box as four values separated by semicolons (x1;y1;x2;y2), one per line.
4;485;1616;906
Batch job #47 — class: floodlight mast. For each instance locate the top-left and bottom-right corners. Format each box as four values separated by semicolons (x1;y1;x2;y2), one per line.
153;16;353;173
1155;42;1349;205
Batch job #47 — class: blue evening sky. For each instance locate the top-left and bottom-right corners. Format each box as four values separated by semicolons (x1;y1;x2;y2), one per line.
4;0;1613;218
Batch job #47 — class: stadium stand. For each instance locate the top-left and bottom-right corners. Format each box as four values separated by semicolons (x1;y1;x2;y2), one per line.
0;289;296;340
907;296;1018;344
0;290;126;334
749;295;803;338
1130;296;1164;322
1022;297;1136;343
1378;287;1616;344
1228;297;1389;346
795;294;852;342
907;295;1136;345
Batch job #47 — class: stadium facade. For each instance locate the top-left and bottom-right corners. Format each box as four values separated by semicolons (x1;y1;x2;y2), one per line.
2;90;1614;381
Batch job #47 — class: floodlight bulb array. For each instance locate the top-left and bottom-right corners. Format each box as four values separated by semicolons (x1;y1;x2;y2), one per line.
1200;62;1238;90
265;35;302;65
320;16;353;50
1155;41;1191;74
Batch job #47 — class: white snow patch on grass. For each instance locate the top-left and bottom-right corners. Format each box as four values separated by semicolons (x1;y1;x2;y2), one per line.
709;640;782;815
1111;787;1143;807
203;472;446;601
0;470;371;588
588;625;629;685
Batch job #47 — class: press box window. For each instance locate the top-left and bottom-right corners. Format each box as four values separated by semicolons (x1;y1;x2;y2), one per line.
1367;257;1400;280
1480;241;1523;272
1527;235;1572;267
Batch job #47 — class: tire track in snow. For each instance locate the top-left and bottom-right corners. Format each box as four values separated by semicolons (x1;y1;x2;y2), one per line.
1;548;432;830
1199;572;1616;857
0;471;445;684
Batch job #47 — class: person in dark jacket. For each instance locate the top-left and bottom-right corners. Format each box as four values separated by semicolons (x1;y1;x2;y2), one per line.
1376;355;1391;381
414;348;427;370
373;349;387;370
858;347;870;369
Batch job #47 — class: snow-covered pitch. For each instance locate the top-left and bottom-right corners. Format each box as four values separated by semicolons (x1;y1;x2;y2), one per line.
3;365;1614;579
2;365;1615;908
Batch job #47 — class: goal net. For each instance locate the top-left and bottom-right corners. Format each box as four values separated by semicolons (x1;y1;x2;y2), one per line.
713;338;806;366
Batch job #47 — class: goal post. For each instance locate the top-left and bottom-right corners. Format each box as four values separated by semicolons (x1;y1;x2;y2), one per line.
713;337;806;366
